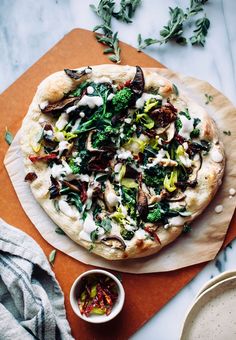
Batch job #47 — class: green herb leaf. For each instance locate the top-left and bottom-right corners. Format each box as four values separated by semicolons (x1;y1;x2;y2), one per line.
190;16;210;47
172;84;179;96
223;130;231;136
204;93;213;104
5;128;13;145
48;249;57;266
137;35;159;51
183;224;192;233
113;0;141;23
159;6;186;44
179;108;191;120
90;229;99;242
88;244;94;252
175;118;183;132
55;227;66;235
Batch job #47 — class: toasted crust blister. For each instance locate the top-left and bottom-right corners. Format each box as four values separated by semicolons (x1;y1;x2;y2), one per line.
21;65;225;260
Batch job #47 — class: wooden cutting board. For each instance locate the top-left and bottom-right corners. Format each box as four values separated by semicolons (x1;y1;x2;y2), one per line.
0;28;235;339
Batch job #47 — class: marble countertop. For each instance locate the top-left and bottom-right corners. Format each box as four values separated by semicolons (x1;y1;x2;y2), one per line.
1;1;236;339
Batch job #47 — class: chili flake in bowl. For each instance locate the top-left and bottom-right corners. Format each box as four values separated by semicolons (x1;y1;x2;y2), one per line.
70;269;125;323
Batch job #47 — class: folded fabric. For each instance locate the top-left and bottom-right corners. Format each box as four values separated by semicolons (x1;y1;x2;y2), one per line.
0;218;74;340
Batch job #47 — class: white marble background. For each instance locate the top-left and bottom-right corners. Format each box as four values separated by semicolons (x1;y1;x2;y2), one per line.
1;1;236;339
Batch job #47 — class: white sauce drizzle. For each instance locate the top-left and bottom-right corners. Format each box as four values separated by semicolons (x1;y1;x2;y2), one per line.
66;105;77;114
117;149;132;160
58;141;70;157
86;86;94;95
135;229;147;239
169;216;187;227
39;101;48;110
107;93;115;101
78;95;103;109
229;188;236;196
179;116;193;140
58;200;75;218
135;93;162;109
211;148;223;163
215;205;223;214
106;192;119;207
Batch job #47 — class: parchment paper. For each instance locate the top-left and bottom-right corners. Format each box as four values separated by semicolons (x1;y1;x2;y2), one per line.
4;69;236;273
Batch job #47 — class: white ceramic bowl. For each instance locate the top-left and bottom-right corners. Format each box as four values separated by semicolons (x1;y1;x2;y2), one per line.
69;269;125;323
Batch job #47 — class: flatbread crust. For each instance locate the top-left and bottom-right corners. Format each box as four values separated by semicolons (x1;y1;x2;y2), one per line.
20;65;225;260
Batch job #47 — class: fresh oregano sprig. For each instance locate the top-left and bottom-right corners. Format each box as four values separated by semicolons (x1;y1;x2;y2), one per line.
137;0;210;51
90;0;141;63
190;16;210;46
113;0;141;23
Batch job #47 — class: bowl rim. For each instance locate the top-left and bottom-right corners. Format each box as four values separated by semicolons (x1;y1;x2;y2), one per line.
69;269;125;323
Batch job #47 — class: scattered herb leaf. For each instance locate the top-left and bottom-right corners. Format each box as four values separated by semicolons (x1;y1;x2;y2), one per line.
223;130;231;136
48;249;57;266
90;0;140;63
183;224;192;233
5;128;13;145
137;0;210;50
88;244;94;252
55;227;66;235
205;93;213;104
190;16;210;46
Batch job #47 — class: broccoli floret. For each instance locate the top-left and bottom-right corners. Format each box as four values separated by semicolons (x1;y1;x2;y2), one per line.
112;87;133;113
147;206;162;223
121;229;134;240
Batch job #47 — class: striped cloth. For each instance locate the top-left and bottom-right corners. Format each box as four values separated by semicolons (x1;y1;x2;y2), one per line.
0;219;74;340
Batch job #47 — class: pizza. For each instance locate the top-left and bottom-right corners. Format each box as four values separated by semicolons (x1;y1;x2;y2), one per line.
21;65;225;260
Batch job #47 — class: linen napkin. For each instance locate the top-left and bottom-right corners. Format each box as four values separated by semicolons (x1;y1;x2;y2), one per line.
0;218;74;340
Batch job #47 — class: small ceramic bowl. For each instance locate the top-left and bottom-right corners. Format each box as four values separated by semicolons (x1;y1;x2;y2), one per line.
69;269;125;323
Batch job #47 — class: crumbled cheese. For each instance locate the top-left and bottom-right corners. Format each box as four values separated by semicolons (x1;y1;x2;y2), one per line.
87;86;94;95
117;149;132;160
124;118;132;124
85;67;92;74
44;130;53;137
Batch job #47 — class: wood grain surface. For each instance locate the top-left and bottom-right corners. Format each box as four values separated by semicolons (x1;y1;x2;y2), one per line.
0;28;235;339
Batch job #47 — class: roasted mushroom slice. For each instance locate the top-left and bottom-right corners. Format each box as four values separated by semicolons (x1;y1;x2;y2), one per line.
130;66;145;97
64;66;92;80
189;153;202;182
61;180;80;193
101;236;126;250
163;122;176;143
167;191;186;202
148;189;169;205
49;176;61;199
41;97;79;115
150;102;177;128
104;180;119;212
137;186;148;220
